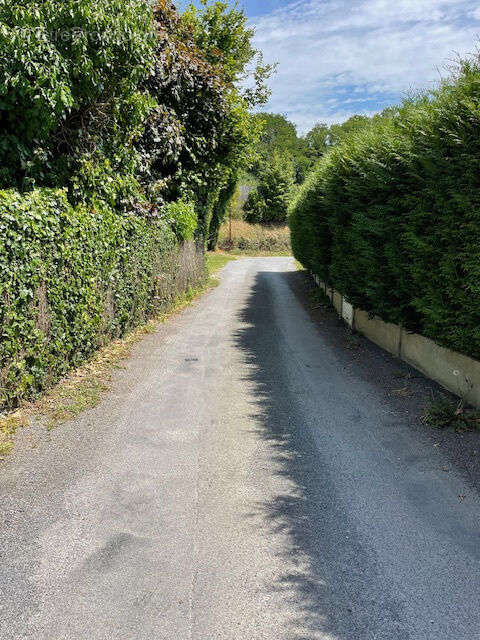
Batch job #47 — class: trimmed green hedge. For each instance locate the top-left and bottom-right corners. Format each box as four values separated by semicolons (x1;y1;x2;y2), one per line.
0;189;204;408
289;59;480;359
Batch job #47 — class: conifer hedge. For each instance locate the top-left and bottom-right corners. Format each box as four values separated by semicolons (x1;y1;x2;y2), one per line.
289;58;480;359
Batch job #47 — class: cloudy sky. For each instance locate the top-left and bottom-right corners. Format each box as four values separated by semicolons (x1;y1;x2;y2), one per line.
238;0;480;133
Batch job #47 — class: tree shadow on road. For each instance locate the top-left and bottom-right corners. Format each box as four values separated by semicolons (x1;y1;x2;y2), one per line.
233;270;409;640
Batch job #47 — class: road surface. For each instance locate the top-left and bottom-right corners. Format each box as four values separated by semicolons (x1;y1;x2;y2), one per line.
1;257;480;639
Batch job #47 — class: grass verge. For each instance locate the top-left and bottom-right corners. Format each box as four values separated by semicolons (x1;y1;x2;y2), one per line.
295;260;305;271
0;412;29;458
206;252;237;276
205;252;238;287
0;271;221;459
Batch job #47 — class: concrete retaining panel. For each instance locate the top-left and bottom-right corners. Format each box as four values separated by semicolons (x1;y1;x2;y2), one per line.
401;330;480;407
355;310;401;358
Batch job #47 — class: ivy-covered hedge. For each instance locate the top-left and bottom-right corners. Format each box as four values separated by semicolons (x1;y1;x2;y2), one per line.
289;58;480;359
0;0;271;410
0;189;204;408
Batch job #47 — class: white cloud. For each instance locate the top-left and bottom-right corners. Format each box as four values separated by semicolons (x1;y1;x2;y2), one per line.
252;0;480;133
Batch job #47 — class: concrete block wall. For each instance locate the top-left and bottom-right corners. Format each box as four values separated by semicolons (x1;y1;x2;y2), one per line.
312;275;480;407
355;310;401;357
400;331;480;407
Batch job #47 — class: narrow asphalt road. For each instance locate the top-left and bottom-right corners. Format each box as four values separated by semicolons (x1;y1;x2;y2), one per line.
1;257;480;640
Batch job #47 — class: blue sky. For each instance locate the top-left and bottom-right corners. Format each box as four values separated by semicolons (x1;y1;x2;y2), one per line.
183;1;480;133
238;0;287;17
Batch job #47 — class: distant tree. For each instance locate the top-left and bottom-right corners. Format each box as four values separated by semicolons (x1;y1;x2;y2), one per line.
304;122;330;160
244;151;295;225
252;113;311;183
254;113;298;157
298;116;373;176
328;115;371;145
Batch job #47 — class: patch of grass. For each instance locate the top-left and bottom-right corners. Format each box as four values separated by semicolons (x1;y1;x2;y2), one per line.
0;411;28;459
206;252;237;276
0;279;216;456
422;396;480;432
206;252;237;288
295;260;305;271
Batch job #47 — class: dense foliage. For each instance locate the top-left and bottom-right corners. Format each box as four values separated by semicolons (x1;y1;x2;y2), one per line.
290;58;480;359
0;0;269;234
251;113;309;182
0;189;205;408
249;112;376;187
138;0;268;236
173;0;272;236
0;0;156;194
207;173;239;249
244;151;295;225
0;0;270;407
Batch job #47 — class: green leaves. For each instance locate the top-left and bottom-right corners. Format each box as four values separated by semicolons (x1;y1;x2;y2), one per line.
0;0;263;242
181;0;274;106
162;199;198;242
0;0;156;190
137;1;260;240
0;188;183;409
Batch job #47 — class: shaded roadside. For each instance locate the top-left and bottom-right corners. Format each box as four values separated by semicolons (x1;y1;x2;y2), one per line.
287;270;480;492
234;270;410;639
